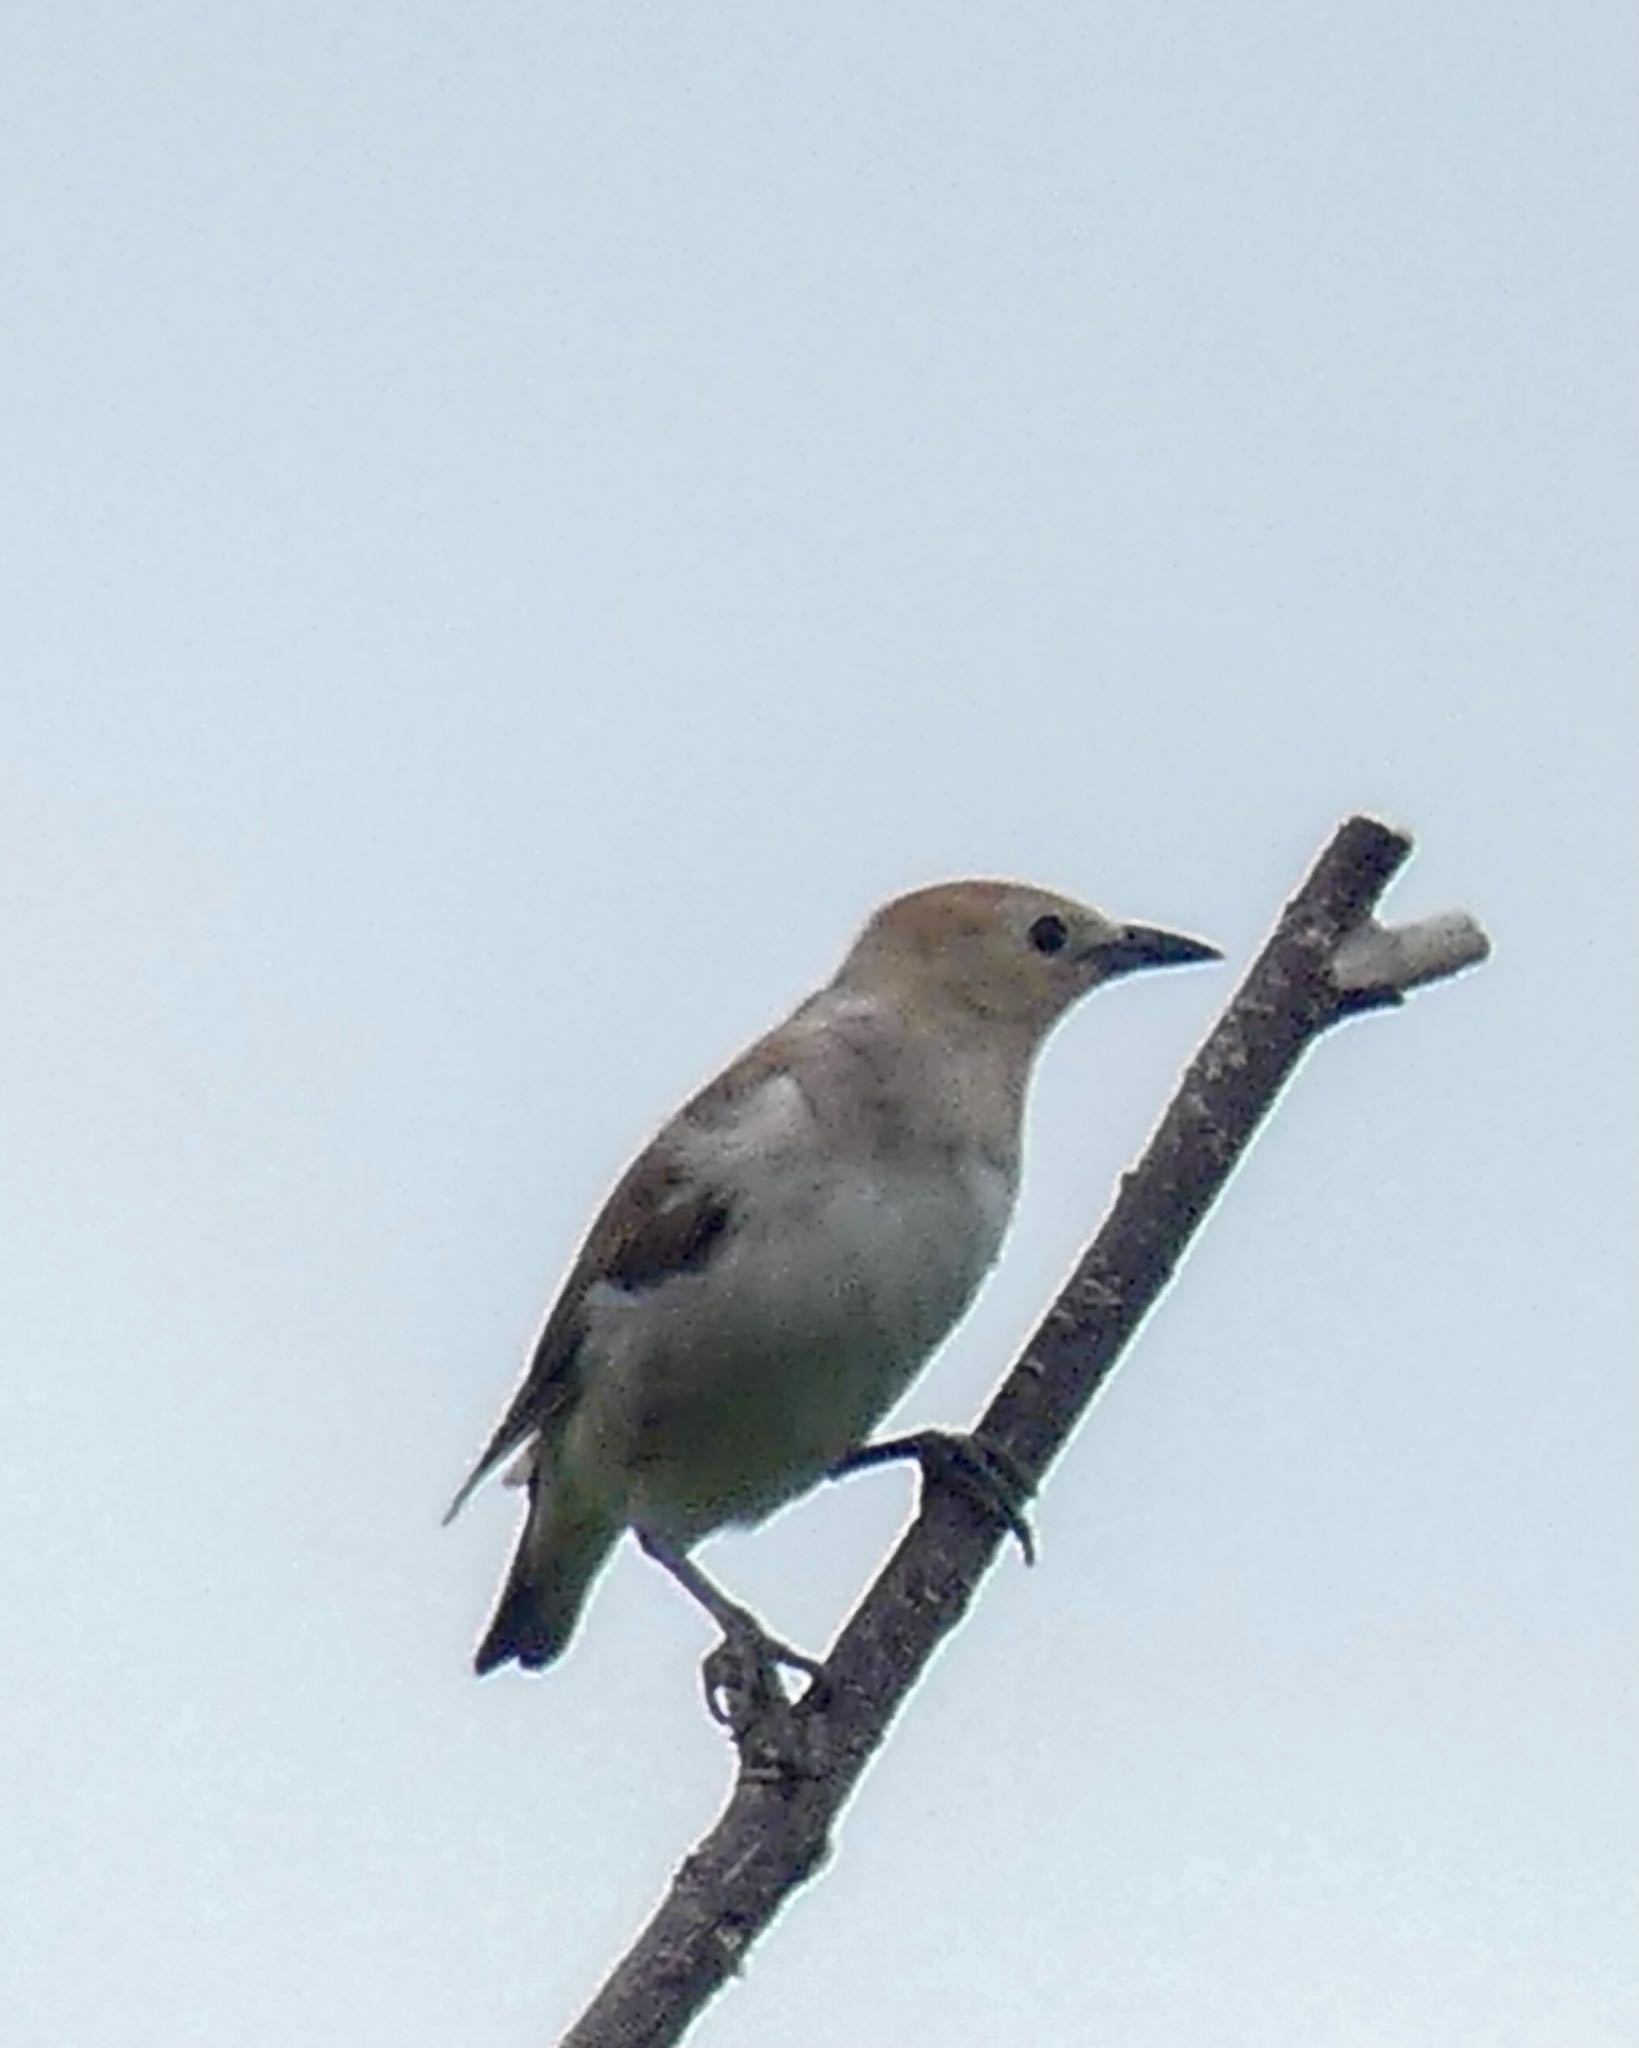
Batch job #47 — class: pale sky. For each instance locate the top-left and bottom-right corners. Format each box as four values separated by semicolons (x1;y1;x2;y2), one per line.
3;4;1635;2044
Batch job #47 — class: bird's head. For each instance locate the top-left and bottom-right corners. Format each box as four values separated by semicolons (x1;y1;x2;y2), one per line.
839;880;1220;1040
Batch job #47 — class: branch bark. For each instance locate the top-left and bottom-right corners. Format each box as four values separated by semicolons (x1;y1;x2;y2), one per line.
559;815;1490;2048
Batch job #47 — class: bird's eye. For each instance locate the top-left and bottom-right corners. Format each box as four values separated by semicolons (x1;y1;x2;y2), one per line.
1028;913;1069;956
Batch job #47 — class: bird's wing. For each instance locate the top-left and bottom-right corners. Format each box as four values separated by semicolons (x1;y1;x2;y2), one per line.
441;1035;807;1525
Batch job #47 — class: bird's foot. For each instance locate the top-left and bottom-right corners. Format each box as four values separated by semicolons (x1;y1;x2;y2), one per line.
700;1614;829;1739
637;1532;828;1734
829;1427;1037;1564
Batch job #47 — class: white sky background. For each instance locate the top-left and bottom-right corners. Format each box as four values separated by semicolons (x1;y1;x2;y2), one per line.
2;4;1635;2043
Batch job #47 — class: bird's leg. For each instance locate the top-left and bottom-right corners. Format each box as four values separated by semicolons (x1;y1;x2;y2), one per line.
829;1428;1037;1565
636;1532;828;1729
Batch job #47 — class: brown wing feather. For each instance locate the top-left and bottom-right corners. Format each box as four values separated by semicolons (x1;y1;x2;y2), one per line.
441;1122;745;1525
442;1025;811;1525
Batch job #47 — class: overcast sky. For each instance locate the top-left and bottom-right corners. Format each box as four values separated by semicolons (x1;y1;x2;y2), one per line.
3;4;1635;2044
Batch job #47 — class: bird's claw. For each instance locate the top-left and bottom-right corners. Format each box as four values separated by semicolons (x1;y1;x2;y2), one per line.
701;1618;828;1733
635;1530;828;1730
831;1427;1038;1564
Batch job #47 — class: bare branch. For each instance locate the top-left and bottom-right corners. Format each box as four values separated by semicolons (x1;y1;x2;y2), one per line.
1331;911;1491;996
559;816;1490;2048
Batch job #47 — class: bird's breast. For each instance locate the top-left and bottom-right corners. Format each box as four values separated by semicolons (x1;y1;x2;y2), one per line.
578;1146;1016;1540
793;1147;1015;1362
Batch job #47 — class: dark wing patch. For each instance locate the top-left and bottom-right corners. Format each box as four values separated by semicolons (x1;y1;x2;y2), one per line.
602;1172;732;1291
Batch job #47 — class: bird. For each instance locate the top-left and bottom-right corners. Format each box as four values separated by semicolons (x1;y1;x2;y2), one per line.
446;879;1218;1678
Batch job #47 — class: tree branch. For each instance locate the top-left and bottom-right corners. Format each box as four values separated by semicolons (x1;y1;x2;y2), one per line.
559;815;1490;2048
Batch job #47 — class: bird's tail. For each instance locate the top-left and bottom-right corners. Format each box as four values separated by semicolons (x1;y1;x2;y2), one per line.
474;1476;620;1676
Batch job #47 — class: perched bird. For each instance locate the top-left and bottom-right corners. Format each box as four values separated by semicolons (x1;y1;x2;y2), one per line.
447;880;1218;1676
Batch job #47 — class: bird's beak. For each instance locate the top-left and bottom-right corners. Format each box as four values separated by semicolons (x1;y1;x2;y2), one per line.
1090;923;1223;976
